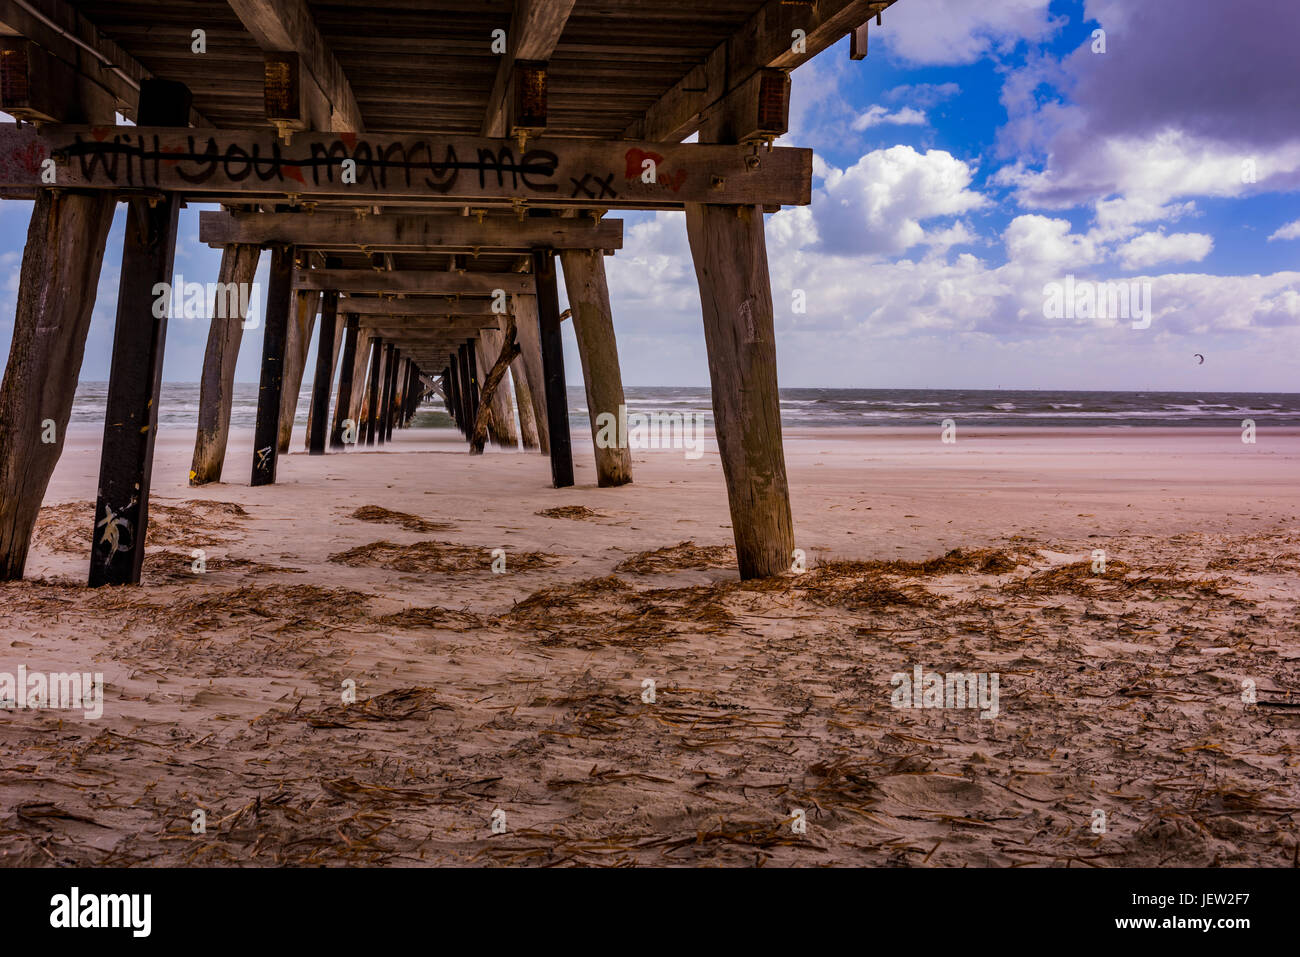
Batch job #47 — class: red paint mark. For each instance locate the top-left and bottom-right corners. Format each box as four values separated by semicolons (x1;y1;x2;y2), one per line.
666;169;687;192
341;132;357;150
160;146;183;168
15;142;45;176
282;164;306;184
91;127;111;142
624;147;663;180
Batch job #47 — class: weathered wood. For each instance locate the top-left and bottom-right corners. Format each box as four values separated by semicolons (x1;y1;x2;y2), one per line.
308;281;341;454
364;336;384;445
0;37;78;123
346;328;372;432
850;21;869;60
277;289;319;453
685;201;794;578
89;78;190;586
512;292;548;454
560;248;632;488
251;244;297;486
482;0;576;138
475;329;519;448
227;0;363;132
0;126;813;209
0;74;115;579
381;343;397;442
190;242;262;485
470;317;521;454
532;248;573;488
628;0;893;141
330;313;360;448
457;343;475;439
344;297;519;317
296;269;534;296
201;211;622;251
305;288;345;449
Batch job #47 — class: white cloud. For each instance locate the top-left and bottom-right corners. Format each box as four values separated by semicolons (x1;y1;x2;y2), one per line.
811;146;987;257
1268;219;1300;242
1117;231;1214;270
850;105;927;131
1002;215;1101;270
880;0;1061;65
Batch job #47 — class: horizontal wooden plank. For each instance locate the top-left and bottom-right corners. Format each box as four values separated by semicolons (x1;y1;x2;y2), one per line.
0;124;812;208
342;297;516;317
296;269;535;295
201;210;622;249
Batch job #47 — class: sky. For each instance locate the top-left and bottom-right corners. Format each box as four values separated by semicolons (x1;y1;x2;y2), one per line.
1;0;1297;391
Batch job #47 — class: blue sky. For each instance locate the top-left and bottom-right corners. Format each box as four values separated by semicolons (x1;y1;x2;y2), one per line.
2;0;1297;390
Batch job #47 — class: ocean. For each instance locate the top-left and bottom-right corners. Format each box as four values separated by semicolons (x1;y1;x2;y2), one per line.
65;383;1300;431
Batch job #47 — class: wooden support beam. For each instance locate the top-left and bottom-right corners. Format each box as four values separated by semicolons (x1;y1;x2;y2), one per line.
471;318;521;454
627;0;892;142
200;210;623;251
342;297;520;318
475;329;519;449
457;343;474;440
381;345;398;442
682;100;797;579
0;37;75;122
190;242;261;485
277;288;319;453
512;293;548;454
0;70;114;580
850;22;869;60
0;0;209;125
364;336;383;445
330;313;359;449
482;0;575;138
251;244;296;486
88;79;190;587
308;280;340;454
465;341;481;423
560;248;631;488
227;0;363;132
296;270;534;296
346;327;371;433
0;126;813;209
532;248;573;488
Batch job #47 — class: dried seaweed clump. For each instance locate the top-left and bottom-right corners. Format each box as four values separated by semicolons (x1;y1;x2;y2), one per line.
329;540;555;574
375;605;485;631
794;562;938;608
301;687;451;728
505;575;631;622
615;540;736;574
142;550;302;584
156;583;369;631
31;499;250;553
536;505;604;521
864;547;1024;577
350;505;453;533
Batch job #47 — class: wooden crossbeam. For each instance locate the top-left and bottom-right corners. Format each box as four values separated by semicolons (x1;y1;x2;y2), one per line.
341;297;517;317
0;126;812;208
295;269;534;295
482;0;575;138
227;0;363;132
0;0;209;125
626;0;894;142
200;210;622;250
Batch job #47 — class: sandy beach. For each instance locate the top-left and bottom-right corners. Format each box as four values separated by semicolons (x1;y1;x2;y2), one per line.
2;424;1298;866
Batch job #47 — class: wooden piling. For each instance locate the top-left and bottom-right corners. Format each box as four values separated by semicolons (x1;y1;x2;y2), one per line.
251;244;297;487
330;314;360;448
346;328;372;432
88;79;191;586
382;347;398;442
532;249;574;488
190;242;261;485
0;83;116;580
365;336;384;445
476;330;520;447
559;248;632;487
513;294;548;454
308;281;341;454
277;289;319;453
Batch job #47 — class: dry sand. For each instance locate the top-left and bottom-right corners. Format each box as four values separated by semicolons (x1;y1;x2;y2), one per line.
2;424;1298;866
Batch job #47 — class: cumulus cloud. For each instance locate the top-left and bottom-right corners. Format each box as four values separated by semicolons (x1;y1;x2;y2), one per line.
1116;231;1214;270
810;146;987;257
850;105;927;131
879;0;1061;65
883;82;961;108
1268;219;1300;242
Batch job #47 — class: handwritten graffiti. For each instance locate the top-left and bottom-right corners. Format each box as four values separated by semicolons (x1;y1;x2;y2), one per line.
95;504;134;564
570;171;617;199
56;131;566;195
